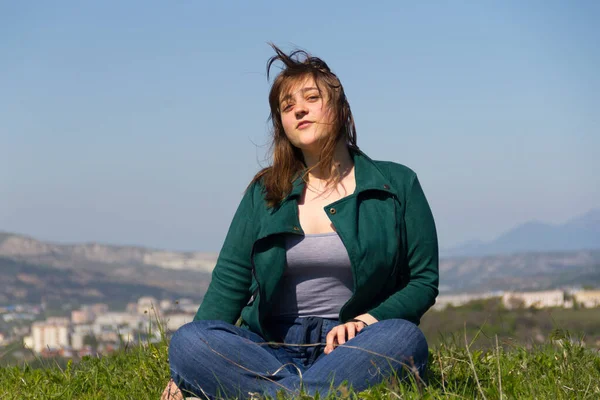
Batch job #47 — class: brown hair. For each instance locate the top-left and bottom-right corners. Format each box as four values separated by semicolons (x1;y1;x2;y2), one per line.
251;44;358;207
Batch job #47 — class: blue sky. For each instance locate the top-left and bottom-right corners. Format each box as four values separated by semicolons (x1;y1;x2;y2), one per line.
1;1;598;252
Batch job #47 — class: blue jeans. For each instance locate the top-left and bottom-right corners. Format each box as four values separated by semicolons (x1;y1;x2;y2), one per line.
169;317;428;399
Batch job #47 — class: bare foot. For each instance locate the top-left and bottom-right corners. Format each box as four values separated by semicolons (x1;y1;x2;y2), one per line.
161;379;184;400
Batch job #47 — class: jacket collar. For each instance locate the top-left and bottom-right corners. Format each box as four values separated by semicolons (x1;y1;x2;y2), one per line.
281;147;396;204
352;148;397;196
255;147;398;249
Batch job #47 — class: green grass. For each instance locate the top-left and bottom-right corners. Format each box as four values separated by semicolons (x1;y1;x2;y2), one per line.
419;299;600;349
0;340;168;399
1;330;599;400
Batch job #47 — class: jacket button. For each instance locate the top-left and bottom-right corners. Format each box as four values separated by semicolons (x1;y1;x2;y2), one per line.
292;226;300;231
329;207;336;215
383;184;390;190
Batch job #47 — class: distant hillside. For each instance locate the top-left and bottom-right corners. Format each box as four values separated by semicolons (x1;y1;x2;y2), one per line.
1;230;599;303
442;208;600;258
0;232;217;272
0;233;215;307
0;232;12;245
439;249;600;294
0;257;204;308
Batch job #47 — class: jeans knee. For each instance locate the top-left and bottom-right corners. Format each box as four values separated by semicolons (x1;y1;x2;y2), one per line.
375;319;428;356
372;319;428;379
169;321;215;371
169;322;196;367
169;320;239;369
382;318;425;338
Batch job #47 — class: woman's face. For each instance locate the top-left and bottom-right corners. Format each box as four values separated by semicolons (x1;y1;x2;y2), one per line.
279;76;334;152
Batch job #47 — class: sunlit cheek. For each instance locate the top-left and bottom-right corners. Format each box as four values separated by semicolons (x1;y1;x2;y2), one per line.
316;107;333;125
282;118;295;138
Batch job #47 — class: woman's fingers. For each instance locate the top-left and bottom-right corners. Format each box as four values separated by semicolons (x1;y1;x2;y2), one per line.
345;322;356;341
324;321;364;354
356;322;364;333
336;324;347;345
325;326;338;354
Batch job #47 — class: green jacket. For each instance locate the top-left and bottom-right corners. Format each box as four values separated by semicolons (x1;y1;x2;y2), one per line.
195;149;439;339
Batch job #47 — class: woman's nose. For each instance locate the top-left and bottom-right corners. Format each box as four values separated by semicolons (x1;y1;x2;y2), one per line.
294;101;308;118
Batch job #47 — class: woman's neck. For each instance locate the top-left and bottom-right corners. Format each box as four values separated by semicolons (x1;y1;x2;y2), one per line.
302;141;354;184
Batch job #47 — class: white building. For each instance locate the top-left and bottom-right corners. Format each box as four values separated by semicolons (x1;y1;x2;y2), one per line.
93;312;146;333
23;335;34;349
502;290;565;309
160;299;173;312
175;298;199;314
71;324;94;350
165;313;195;332
71;309;94;325
28;317;70;353
137;297;158;315
432;293;499;310
573;290;600;308
71;332;85;351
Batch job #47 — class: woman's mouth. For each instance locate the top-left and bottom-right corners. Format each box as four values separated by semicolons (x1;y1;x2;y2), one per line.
297;121;313;129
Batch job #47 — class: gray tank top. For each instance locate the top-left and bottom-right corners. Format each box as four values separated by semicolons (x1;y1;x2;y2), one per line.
268;232;354;319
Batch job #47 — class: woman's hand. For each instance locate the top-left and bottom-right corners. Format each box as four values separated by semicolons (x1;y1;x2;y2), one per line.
324;314;378;355
160;379;183;400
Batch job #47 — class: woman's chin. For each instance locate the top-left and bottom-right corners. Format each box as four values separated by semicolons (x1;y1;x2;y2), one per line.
293;134;328;151
294;141;322;154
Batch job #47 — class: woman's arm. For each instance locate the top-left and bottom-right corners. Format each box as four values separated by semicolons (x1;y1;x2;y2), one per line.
324;174;437;353
367;174;439;324
194;184;258;324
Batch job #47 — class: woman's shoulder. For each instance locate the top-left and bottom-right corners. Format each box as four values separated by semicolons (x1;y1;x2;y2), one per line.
241;173;275;213
242;178;265;207
356;149;417;185
370;159;419;192
373;159;417;178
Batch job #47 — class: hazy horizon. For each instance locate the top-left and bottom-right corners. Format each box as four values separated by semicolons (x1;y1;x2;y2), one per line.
2;2;599;252
1;207;598;254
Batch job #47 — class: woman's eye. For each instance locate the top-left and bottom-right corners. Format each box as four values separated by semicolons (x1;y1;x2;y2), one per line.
282;104;293;112
307;95;320;101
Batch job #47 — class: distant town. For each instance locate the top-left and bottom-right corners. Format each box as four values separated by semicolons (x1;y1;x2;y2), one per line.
1;288;599;364
434;288;600;310
1;229;598;365
0;296;198;363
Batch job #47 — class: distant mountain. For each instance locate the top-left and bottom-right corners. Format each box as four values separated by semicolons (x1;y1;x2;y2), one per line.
0;256;197;308
0;232;217;306
442;209;600;258
0;230;598;301
0;232;217;272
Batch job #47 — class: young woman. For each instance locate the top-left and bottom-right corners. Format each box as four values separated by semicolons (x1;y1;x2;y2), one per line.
162;45;439;399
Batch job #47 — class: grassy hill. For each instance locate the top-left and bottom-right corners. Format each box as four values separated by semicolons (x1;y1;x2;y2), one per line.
420;298;600;349
1;328;599;399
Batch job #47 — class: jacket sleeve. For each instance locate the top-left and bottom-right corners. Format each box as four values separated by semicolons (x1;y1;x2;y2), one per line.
368;174;439;324
194;185;257;324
